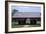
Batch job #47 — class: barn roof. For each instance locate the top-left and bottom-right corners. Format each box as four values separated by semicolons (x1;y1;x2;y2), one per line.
12;12;41;18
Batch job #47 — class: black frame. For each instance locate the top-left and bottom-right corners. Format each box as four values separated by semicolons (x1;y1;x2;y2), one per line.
5;1;45;33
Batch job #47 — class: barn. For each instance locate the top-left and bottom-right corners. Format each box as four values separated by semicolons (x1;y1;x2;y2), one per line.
12;12;41;25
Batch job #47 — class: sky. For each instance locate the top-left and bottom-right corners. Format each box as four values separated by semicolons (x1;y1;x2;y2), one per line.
11;6;41;12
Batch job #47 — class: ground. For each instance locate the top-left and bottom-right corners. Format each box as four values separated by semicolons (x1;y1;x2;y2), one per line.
12;24;41;28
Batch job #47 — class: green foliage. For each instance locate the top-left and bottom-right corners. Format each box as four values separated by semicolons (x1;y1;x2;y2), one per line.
12;9;18;16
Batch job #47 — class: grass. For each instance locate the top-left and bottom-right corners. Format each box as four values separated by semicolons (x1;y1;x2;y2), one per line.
12;24;41;28
12;21;41;28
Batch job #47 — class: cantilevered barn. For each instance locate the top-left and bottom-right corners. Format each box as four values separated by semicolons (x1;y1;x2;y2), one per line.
12;12;41;25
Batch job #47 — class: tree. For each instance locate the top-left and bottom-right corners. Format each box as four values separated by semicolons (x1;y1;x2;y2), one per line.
12;9;18;16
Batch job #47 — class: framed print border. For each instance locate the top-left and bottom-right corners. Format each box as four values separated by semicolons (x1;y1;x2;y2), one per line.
5;1;45;33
